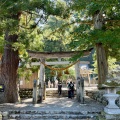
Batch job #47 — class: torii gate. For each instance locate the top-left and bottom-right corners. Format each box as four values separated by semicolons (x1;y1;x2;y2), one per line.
28;49;92;103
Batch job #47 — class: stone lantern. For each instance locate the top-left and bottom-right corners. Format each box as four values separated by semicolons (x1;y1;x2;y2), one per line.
103;69;120;115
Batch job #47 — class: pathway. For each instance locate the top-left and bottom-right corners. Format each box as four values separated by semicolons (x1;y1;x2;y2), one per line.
0;96;104;112
0;86;105;119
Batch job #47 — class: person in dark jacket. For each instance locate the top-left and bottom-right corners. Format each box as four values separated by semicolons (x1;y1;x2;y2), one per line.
58;82;62;96
67;82;70;98
68;81;74;98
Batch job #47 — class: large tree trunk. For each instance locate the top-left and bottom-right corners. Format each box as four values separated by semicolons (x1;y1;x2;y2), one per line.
0;32;19;103
93;11;108;86
96;43;108;85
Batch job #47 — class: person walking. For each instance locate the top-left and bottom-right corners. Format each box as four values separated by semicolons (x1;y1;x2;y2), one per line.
48;80;51;88
68;81;74;99
58;82;62;96
67;81;71;98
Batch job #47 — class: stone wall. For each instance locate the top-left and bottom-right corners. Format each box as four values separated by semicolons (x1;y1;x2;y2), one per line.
19;89;33;98
86;90;120;107
19;88;75;98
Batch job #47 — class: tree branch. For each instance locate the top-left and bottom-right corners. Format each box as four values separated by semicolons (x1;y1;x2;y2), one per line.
45;20;92;38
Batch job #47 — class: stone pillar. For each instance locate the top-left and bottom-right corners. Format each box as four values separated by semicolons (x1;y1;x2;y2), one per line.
2;112;8;120
75;60;81;102
87;73;91;86
80;77;84;104
38;58;45;103
32;79;37;104
118;96;120;107
43;82;46;100
0;112;2;120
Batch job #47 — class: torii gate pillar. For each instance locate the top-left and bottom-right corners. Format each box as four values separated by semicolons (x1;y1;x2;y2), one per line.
38;58;45;103
75;60;81;102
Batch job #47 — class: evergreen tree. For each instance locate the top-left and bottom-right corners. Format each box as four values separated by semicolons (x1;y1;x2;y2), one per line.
0;0;69;103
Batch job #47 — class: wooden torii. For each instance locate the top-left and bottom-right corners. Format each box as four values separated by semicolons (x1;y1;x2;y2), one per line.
28;48;92;103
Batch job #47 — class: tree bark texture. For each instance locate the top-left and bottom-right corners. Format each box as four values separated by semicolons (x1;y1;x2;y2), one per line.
0;32;19;103
93;11;108;85
96;43;108;85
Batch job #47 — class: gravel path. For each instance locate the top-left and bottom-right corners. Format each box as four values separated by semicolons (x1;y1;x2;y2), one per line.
0;96;104;112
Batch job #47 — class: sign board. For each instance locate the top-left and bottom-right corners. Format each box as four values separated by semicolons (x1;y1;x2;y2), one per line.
0;84;4;92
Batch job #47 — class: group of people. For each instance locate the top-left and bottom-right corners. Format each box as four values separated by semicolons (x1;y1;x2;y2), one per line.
47;79;75;98
48;80;58;88
57;81;75;99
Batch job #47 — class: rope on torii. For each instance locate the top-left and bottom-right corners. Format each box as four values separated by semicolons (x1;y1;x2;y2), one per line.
40;60;80;71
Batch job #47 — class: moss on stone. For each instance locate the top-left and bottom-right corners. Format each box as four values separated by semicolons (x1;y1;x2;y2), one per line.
104;81;120;87
117;91;120;94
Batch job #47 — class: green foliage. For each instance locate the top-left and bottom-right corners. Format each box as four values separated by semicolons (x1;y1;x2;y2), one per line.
60;67;75;82
0;0;70;81
45;63;75;82
45;68;51;80
43;39;71;52
92;52;98;74
72;0;120;16
108;57;119;71
104;81;120;87
43;15;72;41
70;1;120;62
95;111;106;120
1;0;120;81
18;68;32;81
92;52;119;74
18;28;44;51
117;91;120;95
18;57;39;81
0;35;4;54
42;14;74;52
69;24;92;50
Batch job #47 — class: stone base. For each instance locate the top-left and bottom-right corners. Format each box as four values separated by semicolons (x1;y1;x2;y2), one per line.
104;107;120;114
105;113;120;120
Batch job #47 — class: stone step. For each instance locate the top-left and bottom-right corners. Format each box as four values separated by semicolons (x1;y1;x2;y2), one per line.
9;114;96;119
9;119;94;120
8;110;100;114
8;110;100;120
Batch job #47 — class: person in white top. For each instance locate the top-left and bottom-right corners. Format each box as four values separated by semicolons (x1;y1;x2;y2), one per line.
48;80;51;88
55;79;58;88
